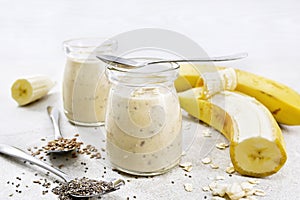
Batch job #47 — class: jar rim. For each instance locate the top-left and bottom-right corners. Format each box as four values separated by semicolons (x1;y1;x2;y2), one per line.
63;37;116;48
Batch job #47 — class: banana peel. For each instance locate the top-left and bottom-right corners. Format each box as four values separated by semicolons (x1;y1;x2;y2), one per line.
175;64;300;125
178;87;287;177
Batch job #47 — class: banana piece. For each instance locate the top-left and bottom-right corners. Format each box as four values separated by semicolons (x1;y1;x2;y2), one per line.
11;76;55;106
178;87;287;177
175;64;300;125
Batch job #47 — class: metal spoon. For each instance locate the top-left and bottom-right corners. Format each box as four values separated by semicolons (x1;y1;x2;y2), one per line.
47;106;77;153
96;52;248;69
0;144;125;198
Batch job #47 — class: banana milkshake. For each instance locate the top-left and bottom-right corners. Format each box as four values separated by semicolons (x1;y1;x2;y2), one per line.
105;61;182;175
63;58;110;125
62;38;116;126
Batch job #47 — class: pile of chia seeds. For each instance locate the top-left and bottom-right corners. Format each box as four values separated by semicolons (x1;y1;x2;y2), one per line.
52;177;114;200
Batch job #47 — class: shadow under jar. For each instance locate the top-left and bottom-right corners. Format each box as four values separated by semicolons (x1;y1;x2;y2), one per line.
62;38;117;126
105;59;182;176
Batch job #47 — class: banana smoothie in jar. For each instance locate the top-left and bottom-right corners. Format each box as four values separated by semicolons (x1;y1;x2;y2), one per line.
105;60;182;176
62;38;117;126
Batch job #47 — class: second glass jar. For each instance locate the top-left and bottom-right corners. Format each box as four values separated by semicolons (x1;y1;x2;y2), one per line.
62;38;117;126
105;60;182;176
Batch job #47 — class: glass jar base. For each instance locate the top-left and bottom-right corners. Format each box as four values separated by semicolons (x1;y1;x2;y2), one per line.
67;118;104;127
64;110;105;127
110;159;180;176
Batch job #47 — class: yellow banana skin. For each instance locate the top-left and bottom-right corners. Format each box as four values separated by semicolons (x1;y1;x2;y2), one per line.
178;88;287;177
175;64;300;125
234;69;300;125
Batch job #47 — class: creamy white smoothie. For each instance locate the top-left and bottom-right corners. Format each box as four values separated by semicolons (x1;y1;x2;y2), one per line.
62;38;116;126
63;58;110;125
106;86;182;175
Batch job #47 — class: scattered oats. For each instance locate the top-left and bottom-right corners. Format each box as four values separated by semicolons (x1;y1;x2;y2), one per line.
179;162;192;168
244;189;256;196
247;179;260;185
207;181;262;200
201;157;212;164
226;166;235;174
215;176;225;181
209;181;217;190
179;162;193;172
181;151;186;156
211;183;227;196
254;189;266;196
241;182;254;192
210;163;219;169
184;183;193;192
184;166;192;172
216;142;229;150
201;186;210;192
211;197;226;200
243;196;258;200
226;182;246;200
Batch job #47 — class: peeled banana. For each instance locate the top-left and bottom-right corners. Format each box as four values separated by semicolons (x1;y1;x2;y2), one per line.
175;64;300;125
11;76;55;106
178;87;287;177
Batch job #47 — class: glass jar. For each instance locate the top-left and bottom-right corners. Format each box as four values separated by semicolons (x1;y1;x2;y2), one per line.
105;59;182;176
62;38;117;126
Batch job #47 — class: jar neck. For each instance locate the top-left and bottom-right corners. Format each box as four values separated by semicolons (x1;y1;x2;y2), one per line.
106;60;179;87
63;38;117;60
106;68;178;87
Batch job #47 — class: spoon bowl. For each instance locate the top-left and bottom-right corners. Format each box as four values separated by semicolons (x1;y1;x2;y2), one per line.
47;106;78;153
0;144;125;198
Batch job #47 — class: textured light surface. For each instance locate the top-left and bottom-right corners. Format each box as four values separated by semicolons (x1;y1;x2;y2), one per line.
0;0;300;199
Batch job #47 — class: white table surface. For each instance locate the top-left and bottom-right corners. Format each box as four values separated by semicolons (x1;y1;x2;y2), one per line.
1;0;300;199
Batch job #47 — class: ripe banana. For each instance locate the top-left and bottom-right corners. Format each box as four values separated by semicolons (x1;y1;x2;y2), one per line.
175;64;300;125
178;87;287;177
11;76;55;106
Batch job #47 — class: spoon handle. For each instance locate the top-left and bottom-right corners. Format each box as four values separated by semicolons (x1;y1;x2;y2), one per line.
148;52;248;64
0;144;70;182
47;106;62;140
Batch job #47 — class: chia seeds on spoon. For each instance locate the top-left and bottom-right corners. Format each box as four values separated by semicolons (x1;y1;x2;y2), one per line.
52;177;114;200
